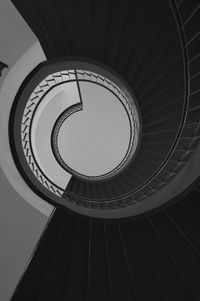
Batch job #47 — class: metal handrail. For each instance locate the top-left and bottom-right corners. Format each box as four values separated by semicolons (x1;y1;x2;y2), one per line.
16;1;200;210
20;69;140;195
62;0;200;209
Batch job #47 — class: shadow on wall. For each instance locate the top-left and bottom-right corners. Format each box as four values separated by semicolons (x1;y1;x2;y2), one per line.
0;61;8;77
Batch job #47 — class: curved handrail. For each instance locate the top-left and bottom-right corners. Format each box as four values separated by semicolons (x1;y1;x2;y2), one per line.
10;2;200;210
62;0;200;209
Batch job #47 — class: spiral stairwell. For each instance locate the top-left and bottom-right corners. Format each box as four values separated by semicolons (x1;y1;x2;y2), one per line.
8;0;200;300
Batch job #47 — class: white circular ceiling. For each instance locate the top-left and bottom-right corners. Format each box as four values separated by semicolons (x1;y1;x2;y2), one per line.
58;82;131;177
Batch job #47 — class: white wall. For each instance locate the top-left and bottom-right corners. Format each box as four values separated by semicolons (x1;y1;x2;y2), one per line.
0;1;50;300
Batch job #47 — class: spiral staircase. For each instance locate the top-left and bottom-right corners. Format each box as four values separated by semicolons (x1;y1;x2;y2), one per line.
1;0;200;300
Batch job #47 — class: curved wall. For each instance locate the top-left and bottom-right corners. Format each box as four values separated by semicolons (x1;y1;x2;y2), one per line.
0;41;53;217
